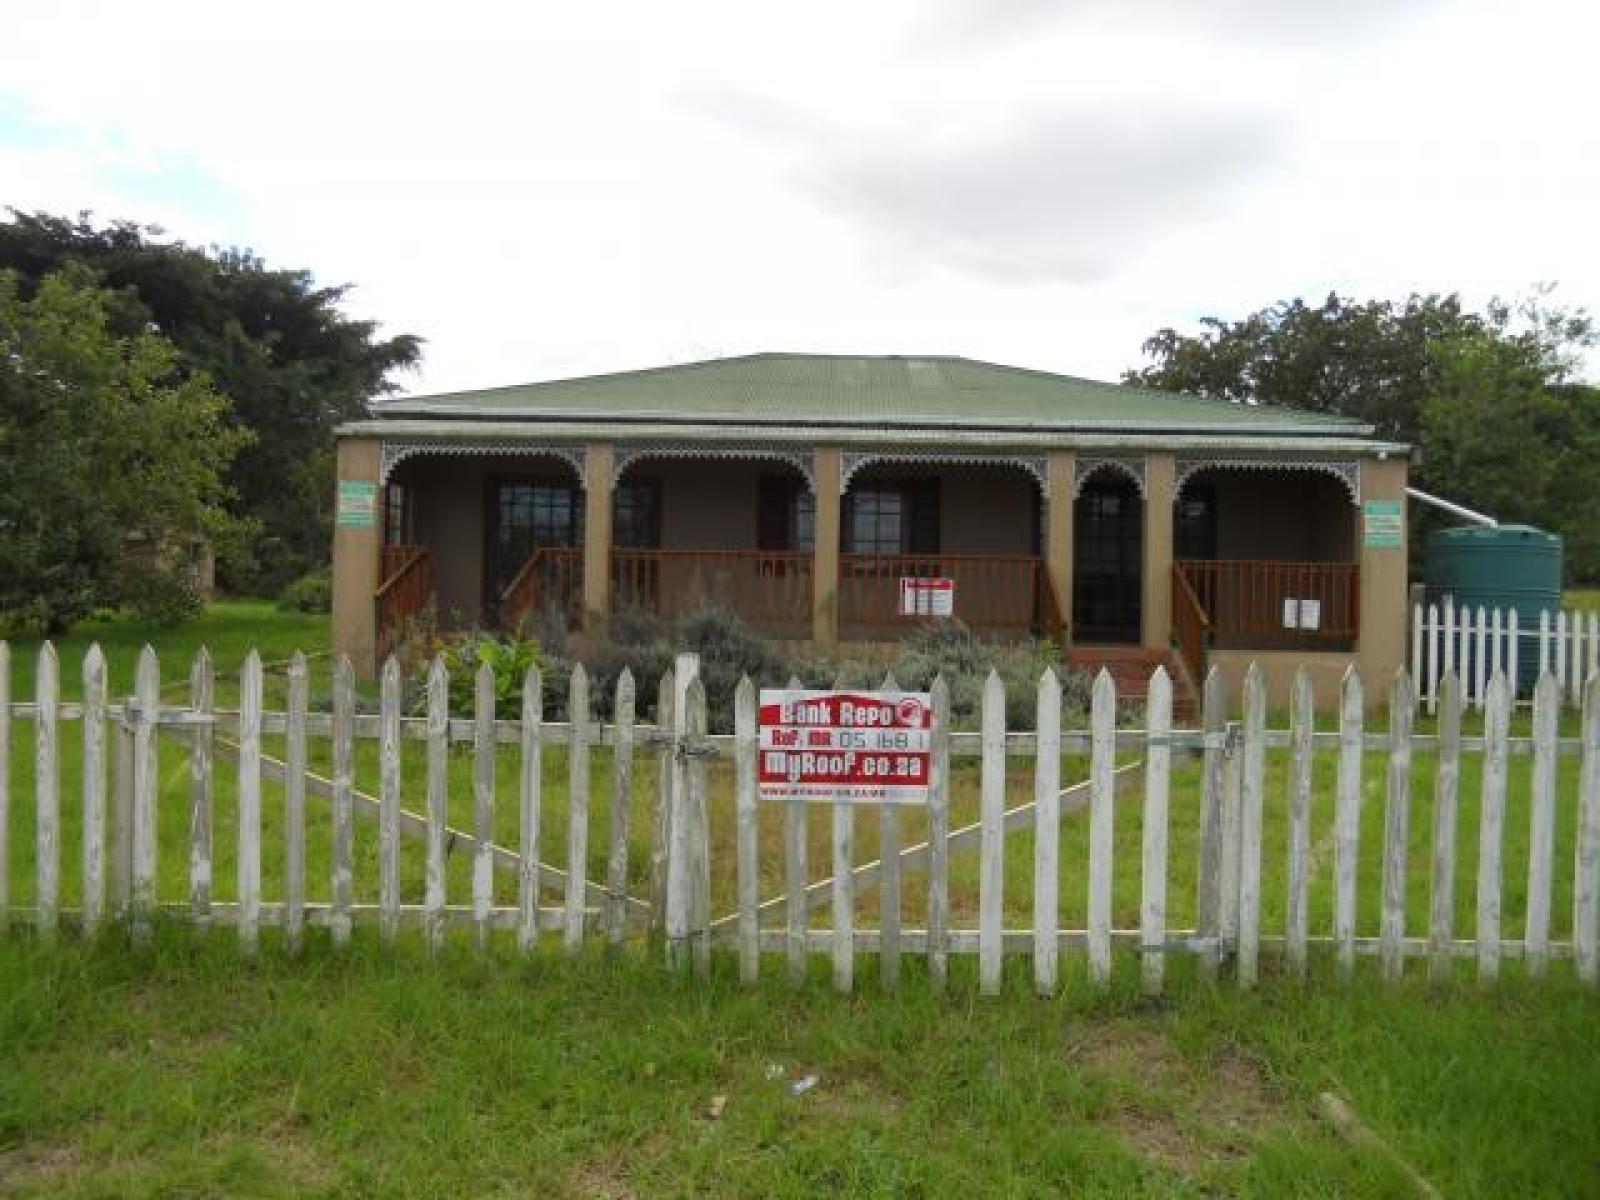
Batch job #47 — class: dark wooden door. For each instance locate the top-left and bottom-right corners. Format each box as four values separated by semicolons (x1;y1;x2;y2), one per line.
1073;475;1143;643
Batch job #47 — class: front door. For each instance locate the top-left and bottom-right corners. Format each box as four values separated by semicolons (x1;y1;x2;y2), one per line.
484;478;581;616
1073;474;1143;643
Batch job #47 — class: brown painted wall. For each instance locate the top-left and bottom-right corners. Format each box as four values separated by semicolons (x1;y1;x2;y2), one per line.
1199;470;1357;562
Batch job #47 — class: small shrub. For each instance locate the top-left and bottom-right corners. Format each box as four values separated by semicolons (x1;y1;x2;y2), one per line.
276;569;331;613
411;629;546;717
117;561;202;626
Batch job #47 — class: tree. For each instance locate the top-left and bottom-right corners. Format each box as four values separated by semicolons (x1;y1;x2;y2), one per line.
1127;288;1600;580
0;211;423;593
0;266;248;632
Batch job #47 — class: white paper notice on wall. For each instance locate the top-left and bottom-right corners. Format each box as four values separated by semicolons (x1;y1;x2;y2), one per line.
1299;599;1322;631
1282;597;1300;629
899;577;955;618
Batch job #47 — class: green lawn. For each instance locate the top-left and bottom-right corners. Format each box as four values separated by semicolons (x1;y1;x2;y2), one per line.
2;604;1599;1196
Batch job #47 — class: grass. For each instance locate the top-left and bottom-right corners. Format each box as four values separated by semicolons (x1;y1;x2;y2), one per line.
1;930;1598;1198
2;603;1599;1195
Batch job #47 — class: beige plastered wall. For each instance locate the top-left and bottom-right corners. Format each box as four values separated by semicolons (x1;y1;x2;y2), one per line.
331;437;381;676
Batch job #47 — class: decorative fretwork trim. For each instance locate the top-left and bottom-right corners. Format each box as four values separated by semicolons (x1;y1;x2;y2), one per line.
1073;457;1146;498
839;451;1049;496
379;441;587;486
1173;456;1361;505
613;444;816;493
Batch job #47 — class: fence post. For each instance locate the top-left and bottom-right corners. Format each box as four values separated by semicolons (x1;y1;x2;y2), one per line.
473;661;496;952
424;656;449;955
35;642;59;940
1285;667;1314;980
610;669;637;949
1195;667;1226;979
518;665;544;954
1087;669;1116;988
1429;671;1462;984
331;656;355;948
979;670;1008;996
1427;602;1440;717
880;671;905;993
82;645;108;936
237;650;261;954
378;656;402;947
132;646;160;944
665;656;697;968
1034;668;1063;996
1219;719;1243;961
1140;667;1172;995
1525;670;1559;977
1237;665;1266;989
1477;671;1510;983
927;676;951;992
734;676;759;984
285;651;308;955
566;664;591;958
1576;673;1600;987
188;647;213;929
0;643;8;933
113;708;133;923
1381;670;1414;983
1335;667;1364;983
783;674;808;988
686;676;711;981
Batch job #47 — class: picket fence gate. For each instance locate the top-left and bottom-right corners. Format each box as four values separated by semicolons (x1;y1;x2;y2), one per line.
3;642;1600;996
1412;599;1600;712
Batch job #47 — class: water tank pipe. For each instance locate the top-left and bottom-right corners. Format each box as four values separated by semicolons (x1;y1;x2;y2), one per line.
1405;486;1498;527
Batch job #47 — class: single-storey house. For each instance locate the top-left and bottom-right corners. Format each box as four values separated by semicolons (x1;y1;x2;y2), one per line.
331;353;1410;708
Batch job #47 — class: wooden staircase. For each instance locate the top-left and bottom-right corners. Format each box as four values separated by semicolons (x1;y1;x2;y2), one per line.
1066;646;1201;725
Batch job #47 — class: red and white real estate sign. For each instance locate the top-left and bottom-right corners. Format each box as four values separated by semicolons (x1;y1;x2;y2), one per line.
758;689;935;804
898;576;954;617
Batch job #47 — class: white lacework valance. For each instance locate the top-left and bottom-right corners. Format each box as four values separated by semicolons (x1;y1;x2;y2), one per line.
1174;457;1361;505
613;444;816;493
840;451;1049;496
379;441;587;486
1074;457;1146;498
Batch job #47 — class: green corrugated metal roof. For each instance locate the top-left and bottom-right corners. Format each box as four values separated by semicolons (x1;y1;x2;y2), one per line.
373;353;1370;435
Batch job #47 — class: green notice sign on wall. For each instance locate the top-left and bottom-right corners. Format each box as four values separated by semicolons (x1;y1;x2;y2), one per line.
1363;500;1403;548
337;480;378;529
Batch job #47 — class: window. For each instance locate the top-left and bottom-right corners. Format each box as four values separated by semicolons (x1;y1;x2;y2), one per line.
848;487;905;555
614;479;661;549
384;483;415;545
757;475;814;553
489;480;581;597
843;479;940;555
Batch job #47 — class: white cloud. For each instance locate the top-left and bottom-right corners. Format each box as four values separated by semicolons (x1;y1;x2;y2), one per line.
0;0;1595;393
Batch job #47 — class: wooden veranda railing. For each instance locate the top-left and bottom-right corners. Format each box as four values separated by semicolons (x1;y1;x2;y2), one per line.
499;547;583;633
374;545;432;662
839;553;1058;641
1175;559;1359;649
1170;563;1211;688
612;550;812;638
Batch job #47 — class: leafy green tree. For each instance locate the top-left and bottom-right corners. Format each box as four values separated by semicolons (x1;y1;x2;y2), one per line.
1128;288;1600;580
0;211;423;593
0;266;247;632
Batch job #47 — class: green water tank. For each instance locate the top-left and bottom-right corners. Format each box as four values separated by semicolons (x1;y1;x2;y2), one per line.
1423;524;1562;689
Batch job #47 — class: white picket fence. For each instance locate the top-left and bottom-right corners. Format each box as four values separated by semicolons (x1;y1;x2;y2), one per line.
1412;598;1600;712
3;642;1600;994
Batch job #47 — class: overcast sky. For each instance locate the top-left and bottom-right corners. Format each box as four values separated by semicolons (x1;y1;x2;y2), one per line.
3;0;1597;396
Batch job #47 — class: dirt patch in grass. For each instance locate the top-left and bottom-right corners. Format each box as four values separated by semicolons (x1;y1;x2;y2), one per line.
565;1158;641;1200
0;1141;86;1193
1067;1019;1295;1175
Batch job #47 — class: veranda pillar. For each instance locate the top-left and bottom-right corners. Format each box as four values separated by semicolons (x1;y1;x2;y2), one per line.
582;442;615;635
331;437;382;678
1357;455;1409;689
1142;453;1175;652
812;448;842;648
1044;452;1075;644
